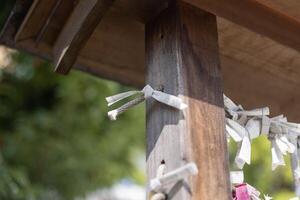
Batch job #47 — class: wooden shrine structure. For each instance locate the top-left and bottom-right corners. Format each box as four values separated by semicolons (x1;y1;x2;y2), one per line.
1;0;300;199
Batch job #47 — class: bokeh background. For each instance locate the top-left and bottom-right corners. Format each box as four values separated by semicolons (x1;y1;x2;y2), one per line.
0;1;297;200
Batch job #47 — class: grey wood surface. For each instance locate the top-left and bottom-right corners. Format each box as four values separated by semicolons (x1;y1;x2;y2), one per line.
145;1;231;199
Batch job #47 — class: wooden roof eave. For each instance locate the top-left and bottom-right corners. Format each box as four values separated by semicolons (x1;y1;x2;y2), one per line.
3;0;300;73
186;0;300;53
1;0;300;120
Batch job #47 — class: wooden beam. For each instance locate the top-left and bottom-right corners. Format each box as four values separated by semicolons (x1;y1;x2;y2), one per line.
145;1;230;199
53;0;115;74
185;0;300;52
14;0;40;41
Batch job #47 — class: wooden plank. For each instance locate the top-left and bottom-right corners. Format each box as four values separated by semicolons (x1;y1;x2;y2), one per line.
35;0;62;44
220;55;300;120
185;0;300;52
53;0;115;74
145;1;230;199
14;0;40;41
13;0;62;42
218;18;300;85
258;0;300;20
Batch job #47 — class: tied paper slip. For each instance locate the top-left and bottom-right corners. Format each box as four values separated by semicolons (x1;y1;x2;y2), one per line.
106;85;187;120
150;162;198;192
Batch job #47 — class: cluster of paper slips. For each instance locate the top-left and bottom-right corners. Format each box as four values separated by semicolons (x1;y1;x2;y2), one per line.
224;95;300;178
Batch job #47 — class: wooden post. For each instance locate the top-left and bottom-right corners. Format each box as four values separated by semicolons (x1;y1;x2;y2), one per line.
145;1;231;199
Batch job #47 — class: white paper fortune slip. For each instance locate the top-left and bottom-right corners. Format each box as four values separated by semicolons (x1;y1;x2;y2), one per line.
264;194;273;200
230;171;244;184
150;162;198;192
235;136;251;169
106;85;187;120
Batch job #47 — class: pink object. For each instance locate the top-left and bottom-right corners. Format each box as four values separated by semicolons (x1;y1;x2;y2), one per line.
235;184;251;200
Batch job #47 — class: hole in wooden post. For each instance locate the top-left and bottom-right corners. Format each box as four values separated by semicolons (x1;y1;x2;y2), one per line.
157;85;164;92
161;160;165;164
160;34;164;39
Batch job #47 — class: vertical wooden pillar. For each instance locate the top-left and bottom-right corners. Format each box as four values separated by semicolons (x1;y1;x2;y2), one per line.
145;1;231;199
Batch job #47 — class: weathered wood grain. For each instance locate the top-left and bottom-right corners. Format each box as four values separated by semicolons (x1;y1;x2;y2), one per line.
185;0;300;52
53;0;115;74
14;0;40;41
258;0;300;20
145;1;230;199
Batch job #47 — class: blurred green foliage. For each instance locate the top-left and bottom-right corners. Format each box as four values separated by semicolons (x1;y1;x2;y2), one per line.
0;52;145;200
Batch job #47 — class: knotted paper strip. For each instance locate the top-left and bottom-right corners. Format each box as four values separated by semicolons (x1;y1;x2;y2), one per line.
150;164;167;200
150;162;198;192
263;195;272;200
230;171;244;184
106;85;187;120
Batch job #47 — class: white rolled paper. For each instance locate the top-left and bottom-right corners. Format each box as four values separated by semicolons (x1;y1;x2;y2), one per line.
106;90;141;106
282;121;300;135
223;94;239;111
271;115;286;121
245;119;261;140
226;124;243;142
107;110;118;121
150;193;166;200
236;107;270;117
264;194;273;200
271;139;286;170
237;114;248;126
150;162;198;192
261;116;271;135
235;136;251;169
230;171;244;184
247;184;261;199
146;89;187;110
106;85;187;120
226;118;247;138
275;136;295;155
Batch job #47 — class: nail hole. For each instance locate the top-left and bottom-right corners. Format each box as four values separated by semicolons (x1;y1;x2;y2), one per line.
161;160;165;164
160;34;164;39
157;85;164;92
